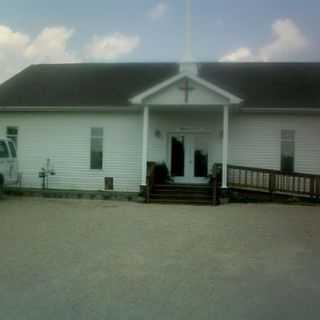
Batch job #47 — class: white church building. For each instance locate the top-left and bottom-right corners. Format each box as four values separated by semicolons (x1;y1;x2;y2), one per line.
0;0;320;197
0;60;320;195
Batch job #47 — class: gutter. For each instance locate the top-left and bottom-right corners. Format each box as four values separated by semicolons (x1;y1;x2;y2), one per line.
240;107;320;113
0;106;141;112
1;105;319;113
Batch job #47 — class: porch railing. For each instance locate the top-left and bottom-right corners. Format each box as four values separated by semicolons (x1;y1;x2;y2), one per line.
214;163;320;199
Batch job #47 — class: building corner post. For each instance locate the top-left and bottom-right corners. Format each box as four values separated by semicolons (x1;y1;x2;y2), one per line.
222;105;229;189
141;105;150;186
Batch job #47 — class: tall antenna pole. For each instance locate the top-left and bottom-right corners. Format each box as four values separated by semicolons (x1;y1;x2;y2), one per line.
184;0;193;62
180;0;197;74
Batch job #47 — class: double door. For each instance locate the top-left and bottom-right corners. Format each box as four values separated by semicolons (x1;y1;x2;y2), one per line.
169;133;210;184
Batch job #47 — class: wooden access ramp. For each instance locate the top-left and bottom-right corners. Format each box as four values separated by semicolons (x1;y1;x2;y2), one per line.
223;164;320;200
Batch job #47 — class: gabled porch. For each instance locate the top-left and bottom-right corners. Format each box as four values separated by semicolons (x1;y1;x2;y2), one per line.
131;70;243;196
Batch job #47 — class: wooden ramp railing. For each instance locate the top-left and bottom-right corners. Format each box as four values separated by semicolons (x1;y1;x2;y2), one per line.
213;164;320;199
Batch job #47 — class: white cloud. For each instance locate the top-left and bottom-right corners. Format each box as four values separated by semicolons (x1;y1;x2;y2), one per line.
148;2;168;20
86;33;140;60
0;25;29;51
0;25;141;83
220;18;310;62
258;18;308;61
0;25;79;83
24;27;78;63
219;47;253;62
0;26;27;83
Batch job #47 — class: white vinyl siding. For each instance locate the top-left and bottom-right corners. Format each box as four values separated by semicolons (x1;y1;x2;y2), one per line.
229;113;320;174
145;78;230;106
0;112;142;192
0;111;320;192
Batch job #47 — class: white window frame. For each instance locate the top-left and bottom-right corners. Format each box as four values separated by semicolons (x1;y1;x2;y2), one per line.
90;127;104;170
281;129;295;173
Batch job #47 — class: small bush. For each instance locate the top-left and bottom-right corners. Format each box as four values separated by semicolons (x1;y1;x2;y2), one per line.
154;163;172;184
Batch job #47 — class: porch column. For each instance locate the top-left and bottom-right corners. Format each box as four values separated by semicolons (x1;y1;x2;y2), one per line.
141;105;150;186
222;104;230;189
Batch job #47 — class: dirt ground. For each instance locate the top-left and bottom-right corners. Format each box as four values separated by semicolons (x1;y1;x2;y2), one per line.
0;197;320;320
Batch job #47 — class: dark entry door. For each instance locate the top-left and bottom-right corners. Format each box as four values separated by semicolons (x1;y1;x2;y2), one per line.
169;133;210;184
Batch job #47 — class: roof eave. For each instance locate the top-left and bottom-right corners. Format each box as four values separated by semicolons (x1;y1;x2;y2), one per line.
240;107;320;113
0;105;140;112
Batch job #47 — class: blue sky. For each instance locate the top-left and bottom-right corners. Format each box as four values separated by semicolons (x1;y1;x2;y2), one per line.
0;0;319;81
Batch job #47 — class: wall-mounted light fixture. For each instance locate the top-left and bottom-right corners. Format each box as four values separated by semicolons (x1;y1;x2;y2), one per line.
155;129;162;139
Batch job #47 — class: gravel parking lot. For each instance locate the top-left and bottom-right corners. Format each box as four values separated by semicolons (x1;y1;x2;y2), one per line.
1;197;320;320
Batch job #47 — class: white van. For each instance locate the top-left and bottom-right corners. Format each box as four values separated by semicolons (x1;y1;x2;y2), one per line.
0;137;19;190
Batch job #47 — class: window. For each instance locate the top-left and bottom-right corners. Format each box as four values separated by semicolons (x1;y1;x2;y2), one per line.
0;141;9;158
281;130;295;173
6;127;18;147
8;141;17;158
90;128;103;170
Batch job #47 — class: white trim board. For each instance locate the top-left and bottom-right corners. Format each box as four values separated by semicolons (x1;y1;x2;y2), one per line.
130;72;243;105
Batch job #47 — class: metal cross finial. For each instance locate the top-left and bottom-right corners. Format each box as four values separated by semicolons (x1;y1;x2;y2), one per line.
179;78;195;103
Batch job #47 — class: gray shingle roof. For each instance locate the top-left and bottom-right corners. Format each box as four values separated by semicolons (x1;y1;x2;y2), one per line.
0;62;320;108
